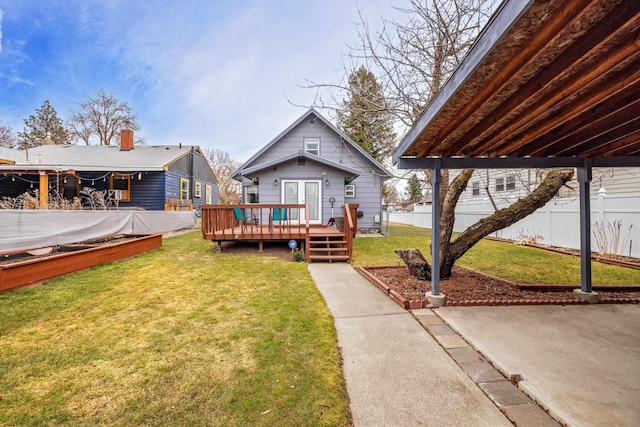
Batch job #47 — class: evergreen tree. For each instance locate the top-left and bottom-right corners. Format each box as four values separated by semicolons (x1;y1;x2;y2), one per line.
336;66;396;164
18;100;69;148
405;173;423;204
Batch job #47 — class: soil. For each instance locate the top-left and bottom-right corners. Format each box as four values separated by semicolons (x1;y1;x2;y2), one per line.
363;265;640;306
0;236;139;266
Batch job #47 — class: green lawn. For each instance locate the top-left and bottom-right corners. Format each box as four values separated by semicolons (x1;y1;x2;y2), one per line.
0;232;350;426
353;223;640;285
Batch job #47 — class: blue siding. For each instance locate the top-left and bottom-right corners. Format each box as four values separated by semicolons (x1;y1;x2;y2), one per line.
120;172;166;210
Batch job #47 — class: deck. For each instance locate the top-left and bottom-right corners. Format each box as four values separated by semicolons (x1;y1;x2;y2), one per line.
200;204;358;262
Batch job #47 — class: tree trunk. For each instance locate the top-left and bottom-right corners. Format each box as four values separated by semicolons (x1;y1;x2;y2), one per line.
439;169;575;278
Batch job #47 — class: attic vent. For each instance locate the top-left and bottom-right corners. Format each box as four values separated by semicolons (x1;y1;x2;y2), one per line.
298;158;305;166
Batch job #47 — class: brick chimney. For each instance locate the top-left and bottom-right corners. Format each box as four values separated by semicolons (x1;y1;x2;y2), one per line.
120;129;134;151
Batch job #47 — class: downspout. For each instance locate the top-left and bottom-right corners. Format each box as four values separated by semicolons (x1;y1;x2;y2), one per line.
190;146;195;209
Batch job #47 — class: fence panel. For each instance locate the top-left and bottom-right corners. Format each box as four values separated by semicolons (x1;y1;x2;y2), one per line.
389;193;640;258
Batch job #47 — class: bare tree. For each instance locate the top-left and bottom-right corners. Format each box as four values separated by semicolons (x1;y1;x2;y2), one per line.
0;124;19;148
306;0;574;278
204;148;241;204
67;89;141;146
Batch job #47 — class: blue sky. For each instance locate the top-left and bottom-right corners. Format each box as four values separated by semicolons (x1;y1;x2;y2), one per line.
0;0;398;162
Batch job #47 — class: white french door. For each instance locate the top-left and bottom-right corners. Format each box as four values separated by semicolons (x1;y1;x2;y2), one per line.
282;180;322;225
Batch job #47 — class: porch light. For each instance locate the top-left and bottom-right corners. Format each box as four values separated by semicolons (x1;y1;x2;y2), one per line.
273;178;278;186
325;178;329;186
138;172;142;180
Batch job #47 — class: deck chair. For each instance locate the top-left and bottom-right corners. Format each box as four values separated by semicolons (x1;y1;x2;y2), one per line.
271;207;288;231
233;207;249;231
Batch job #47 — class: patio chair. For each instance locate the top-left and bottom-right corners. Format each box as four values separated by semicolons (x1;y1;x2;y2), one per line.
271;207;288;231
234;208;259;231
233;207;249;231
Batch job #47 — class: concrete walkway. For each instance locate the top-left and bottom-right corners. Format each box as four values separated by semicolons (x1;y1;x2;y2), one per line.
308;263;511;426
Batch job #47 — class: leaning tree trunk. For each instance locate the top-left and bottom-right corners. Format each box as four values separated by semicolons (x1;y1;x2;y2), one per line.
439;169;575;278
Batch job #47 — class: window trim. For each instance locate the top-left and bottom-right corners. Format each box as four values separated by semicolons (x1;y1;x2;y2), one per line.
180;178;190;200
110;173;131;201
205;184;212;204
194;181;202;198
495;177;505;192
345;184;355;198
506;175;516;191
246;184;259;204
304;137;320;156
471;181;480;196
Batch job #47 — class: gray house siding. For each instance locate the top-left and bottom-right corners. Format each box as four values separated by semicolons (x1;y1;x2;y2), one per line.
238;110;389;230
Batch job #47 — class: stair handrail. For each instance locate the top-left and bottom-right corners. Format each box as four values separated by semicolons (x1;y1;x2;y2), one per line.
344;203;354;261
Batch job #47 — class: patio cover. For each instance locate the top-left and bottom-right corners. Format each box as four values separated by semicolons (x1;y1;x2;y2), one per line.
392;0;640;297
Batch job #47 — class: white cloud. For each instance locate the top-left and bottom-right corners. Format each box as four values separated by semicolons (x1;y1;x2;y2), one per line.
1;0;403;161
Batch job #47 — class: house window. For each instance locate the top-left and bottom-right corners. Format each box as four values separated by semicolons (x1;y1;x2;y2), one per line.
194;181;202;198
246;185;259;203
506;175;516;191
111;173;131;201
495;177;505;192
205;184;212;204
180;178;190;200
345;184;355;198
304;138;320;156
62;175;79;200
472;181;480;196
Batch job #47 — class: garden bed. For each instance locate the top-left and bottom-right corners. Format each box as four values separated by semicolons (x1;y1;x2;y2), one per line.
0;234;162;292
358;265;640;308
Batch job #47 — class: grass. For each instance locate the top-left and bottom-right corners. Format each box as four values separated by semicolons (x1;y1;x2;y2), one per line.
353;223;640;286
0;232;350;426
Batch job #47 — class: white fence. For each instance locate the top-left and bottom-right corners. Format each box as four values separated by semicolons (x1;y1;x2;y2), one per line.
0;210;197;253
388;192;640;258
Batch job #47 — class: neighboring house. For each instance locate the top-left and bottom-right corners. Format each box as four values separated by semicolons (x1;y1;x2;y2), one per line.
463;168;640;201
0;130;218;211
232;108;392;231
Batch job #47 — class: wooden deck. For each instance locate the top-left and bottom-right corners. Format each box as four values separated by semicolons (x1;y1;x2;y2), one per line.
200;203;359;262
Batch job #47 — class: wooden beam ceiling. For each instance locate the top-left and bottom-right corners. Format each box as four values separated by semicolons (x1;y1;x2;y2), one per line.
395;0;640;162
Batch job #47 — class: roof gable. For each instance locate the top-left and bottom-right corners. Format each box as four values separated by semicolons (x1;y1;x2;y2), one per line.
240;150;361;180
233;108;391;179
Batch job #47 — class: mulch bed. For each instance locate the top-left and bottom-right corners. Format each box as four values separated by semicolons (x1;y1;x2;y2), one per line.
359;265;640;307
214;241;640;307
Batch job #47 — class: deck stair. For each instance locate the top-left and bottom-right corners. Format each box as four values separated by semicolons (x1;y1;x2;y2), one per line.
307;231;349;263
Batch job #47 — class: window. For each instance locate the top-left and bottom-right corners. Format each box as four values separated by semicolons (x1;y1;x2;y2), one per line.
180;178;190;200
495;177;505;192
304;138;320;156
111;173;131;201
472;181;480;196
246;185;259;203
506;175;516;191
345;184;355;198
205;184;212;204
194;181;202;198
62;175;79;200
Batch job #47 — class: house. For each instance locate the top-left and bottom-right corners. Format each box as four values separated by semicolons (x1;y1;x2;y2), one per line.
0;130;218;211
462;168;640;201
231;108;392;232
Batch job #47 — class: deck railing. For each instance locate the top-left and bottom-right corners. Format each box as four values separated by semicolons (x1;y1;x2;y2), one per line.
200;204;309;240
343;203;358;259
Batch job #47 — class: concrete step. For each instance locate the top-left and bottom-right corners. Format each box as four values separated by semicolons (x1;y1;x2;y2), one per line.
309;254;350;262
